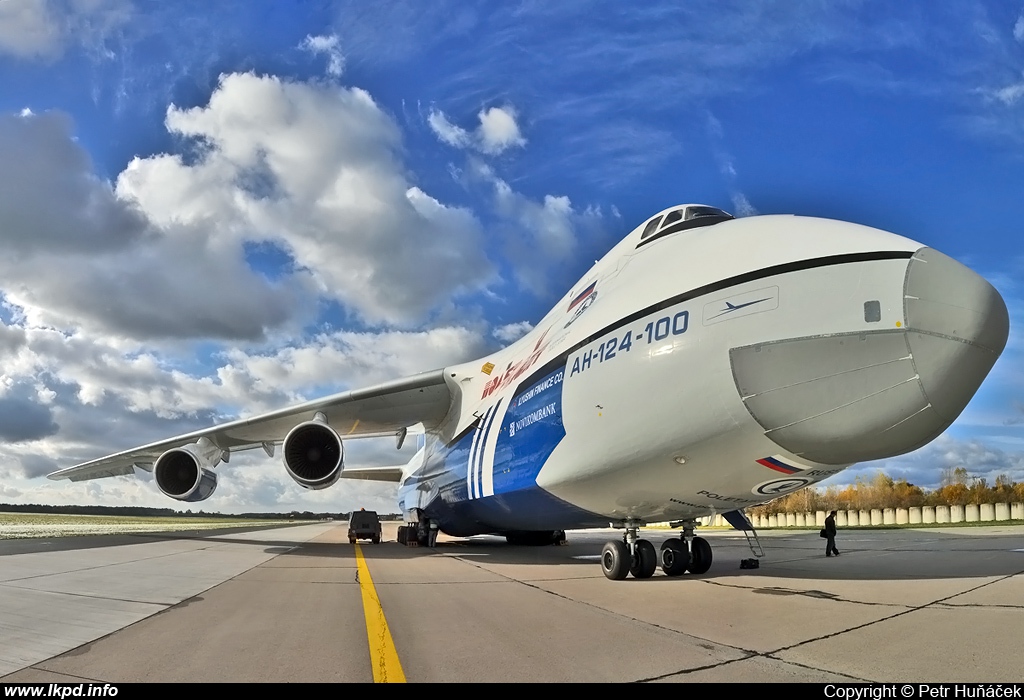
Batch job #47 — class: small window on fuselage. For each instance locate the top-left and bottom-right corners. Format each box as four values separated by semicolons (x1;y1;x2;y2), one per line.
640;216;662;239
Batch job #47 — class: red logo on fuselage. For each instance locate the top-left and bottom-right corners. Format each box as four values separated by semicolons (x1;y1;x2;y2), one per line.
481;329;550;399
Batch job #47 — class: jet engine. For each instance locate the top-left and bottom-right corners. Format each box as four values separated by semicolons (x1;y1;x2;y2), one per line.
283;412;344;490
153;438;221;502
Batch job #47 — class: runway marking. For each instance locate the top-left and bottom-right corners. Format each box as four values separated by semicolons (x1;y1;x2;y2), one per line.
354;543;406;683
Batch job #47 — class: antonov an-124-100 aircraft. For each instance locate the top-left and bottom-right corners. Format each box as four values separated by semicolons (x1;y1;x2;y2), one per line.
49;205;1009;580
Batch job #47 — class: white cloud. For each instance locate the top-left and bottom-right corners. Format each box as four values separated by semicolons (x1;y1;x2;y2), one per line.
116;72;496;327
993;81;1024;105
460;158;608;294
0;110;305;341
707;111;757;218
493;321;533;344
476;106;526;154
300;33;345;77
731;192;758;217
0;0;63;59
0;67;523;514
427;109;471;148
428;105;526;155
1014;14;1024;43
0;0;131;60
823;435;1024;492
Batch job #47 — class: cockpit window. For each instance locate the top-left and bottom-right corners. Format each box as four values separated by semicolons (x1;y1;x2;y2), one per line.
661;210;683;228
635;205;734;249
686;206;729;220
640;216;662;240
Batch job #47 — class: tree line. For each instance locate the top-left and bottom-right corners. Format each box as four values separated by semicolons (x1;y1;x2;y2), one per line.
750;468;1024;516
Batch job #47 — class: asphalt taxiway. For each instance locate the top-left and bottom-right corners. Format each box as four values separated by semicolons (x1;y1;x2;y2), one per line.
2;522;1023;682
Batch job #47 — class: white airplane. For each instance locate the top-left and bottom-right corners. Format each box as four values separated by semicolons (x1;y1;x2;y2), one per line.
48;204;1009;580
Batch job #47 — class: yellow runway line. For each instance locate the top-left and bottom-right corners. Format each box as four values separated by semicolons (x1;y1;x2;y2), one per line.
354;543;406;683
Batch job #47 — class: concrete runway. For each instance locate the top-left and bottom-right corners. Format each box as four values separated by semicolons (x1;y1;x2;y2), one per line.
2;522;1024;683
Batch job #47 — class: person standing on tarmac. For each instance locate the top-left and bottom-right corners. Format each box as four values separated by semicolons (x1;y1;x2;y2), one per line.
825;510;840;557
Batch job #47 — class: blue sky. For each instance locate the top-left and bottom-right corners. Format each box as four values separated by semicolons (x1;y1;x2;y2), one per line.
0;1;1022;513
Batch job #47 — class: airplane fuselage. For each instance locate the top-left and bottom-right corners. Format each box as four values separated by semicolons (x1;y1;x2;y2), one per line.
397;208;1008;537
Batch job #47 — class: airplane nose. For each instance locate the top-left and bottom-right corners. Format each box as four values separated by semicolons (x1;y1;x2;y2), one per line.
730;247;1008;465
903;247;1009;422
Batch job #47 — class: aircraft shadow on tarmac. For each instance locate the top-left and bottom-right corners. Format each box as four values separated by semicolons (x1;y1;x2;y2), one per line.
4;527;1023;583
233;528;1024;583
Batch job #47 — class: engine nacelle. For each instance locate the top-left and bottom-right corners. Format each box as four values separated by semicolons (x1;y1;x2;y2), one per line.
153;440;220;502
282;412;344;490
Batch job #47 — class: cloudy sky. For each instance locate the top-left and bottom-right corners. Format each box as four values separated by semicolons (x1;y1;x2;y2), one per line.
0;1;1022;514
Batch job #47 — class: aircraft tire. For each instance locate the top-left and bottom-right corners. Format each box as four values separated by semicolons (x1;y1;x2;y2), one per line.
660;538;690;576
601;540;630;580
372;534;380;544
630;539;657;579
688;536;713;575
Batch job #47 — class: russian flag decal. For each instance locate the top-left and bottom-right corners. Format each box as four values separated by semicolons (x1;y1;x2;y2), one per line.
756;456;802;474
568;281;597;312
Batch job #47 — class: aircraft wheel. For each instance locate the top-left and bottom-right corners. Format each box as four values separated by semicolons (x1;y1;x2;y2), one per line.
688;536;713;575
630;539;657;579
660;538;690;576
349;537;356;545
372;534;380;544
601;540;630;580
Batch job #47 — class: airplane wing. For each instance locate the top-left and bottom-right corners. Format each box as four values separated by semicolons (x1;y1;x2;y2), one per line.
47;369;452;483
338;466;405;482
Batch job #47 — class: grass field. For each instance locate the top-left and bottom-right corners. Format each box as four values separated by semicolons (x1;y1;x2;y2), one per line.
0;512;299;539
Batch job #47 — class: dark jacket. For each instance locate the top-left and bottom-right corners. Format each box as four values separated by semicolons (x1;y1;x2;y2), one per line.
825;515;837;536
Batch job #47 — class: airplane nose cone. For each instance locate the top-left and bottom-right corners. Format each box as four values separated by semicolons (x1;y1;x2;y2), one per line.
730;247;1008;465
903;247;1008;422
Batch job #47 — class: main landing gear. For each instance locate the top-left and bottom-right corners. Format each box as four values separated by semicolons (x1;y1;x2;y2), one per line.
397;512;439;548
600;519;712;580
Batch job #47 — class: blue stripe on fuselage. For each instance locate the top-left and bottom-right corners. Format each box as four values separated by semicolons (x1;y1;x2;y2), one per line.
399;364;577;536
492;365;566;495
